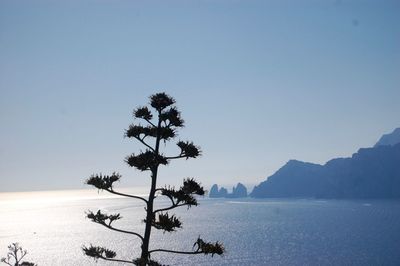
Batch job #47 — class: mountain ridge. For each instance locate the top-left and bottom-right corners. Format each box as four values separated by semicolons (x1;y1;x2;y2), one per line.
251;128;400;199
374;127;400;147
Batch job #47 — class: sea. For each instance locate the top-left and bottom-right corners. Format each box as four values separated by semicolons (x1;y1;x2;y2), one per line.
1;189;400;266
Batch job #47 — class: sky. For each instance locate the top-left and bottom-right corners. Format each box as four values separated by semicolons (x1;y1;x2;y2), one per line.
0;0;399;192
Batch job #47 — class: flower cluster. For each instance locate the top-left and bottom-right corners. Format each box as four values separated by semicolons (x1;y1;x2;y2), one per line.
160;178;204;207
160;107;184;127
177;141;201;159
150;213;182;232
82;245;116;261
193;237;224;257
181;178;205;195
126;125;176;141
86;173;121;191
86;210;122;227
134;106;153;120
125;125;154;139
150;93;175;111
126;151;168;171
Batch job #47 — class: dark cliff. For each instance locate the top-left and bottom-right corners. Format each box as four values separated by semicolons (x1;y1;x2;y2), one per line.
251;129;400;199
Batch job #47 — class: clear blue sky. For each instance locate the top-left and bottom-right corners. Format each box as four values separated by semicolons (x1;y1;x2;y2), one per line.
1;0;399;192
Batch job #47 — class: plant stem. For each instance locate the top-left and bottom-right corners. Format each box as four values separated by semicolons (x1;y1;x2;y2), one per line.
140;110;162;263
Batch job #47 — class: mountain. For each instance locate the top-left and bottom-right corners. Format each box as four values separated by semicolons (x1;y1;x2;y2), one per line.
375;128;400;147
251;130;400;199
251;160;325;198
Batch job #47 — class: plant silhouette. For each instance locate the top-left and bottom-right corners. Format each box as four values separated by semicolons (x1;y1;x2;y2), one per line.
83;93;224;265
1;243;36;266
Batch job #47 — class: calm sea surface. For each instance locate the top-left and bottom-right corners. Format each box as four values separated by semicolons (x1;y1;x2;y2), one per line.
1;190;400;266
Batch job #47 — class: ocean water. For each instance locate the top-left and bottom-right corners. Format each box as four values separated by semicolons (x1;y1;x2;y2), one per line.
1;190;400;266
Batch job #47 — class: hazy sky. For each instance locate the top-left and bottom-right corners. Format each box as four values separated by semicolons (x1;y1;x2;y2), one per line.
0;0;399;192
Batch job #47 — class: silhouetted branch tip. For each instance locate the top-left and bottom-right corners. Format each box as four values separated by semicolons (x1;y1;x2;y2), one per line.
159;127;176;141
150;92;175;111
159;188;197;208
86;172;121;190
147;212;182;232
193;237;225;257
176;141;201;159
83;245;117;261
160;107;184;128
125;124;175;141
158;178;204;209
134;106;153;121
182;178;205;196
125;151;168;171
87;210;122;226
125;124;155;139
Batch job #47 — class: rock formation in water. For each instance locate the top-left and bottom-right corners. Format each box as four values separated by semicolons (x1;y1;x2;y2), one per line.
251;128;400;199
209;184;228;198
209;184;220;198
209;183;248;198
229;183;247;198
219;187;228;197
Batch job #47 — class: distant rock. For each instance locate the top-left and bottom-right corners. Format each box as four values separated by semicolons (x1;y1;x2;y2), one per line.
230;183;247;198
209;184;220;198
375;128;400;147
209;184;228;198
209;183;248;198
219;187;228;197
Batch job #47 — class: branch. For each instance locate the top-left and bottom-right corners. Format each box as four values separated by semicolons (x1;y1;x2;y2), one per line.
149;249;203;255
165;155;186;160
83;245;135;264
106;189;148;204
133;106;156;127
86;174;148;204
154;203;189;214
98;223;144;242
86;210;144;241
134;136;155;152
1;243;35;266
150;237;225;257
96;257;135;264
155;188;175;206
144;118;156;128
1;260;12;266
17;251;27;263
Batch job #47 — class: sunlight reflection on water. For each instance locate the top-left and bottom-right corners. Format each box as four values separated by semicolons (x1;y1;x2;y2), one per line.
1;192;400;266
